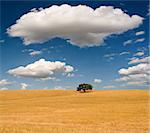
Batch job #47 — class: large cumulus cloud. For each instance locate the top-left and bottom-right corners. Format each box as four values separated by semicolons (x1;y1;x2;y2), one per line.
7;4;143;47
8;59;74;79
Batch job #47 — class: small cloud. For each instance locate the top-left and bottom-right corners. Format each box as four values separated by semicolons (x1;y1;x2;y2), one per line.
42;48;48;51
78;74;84;77
123;40;132;46
0;40;5;44
104;53;116;61
22;49;28;53
0;87;8;90
29;50;42;56
21;83;28;90
28;49;34;52
119;51;130;55
104;53;116;58
137;46;147;52
135;31;145;36
0;79;12;86
94;78;102;83
128;56;149;65
103;85;115;89
135;38;145;43
22;49;43;56
22;49;34;53
43;87;48;90
106;46;111;49
107;57;114;61
120;3;125;6
54;86;66;90
67;73;74;77
36;77;60;82
63;58;67;61
134;51;144;56
49;46;55;49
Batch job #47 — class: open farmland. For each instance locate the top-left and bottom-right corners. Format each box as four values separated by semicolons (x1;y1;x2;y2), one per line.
0;90;149;133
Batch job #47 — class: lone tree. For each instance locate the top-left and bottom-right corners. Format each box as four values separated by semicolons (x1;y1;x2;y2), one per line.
77;83;93;92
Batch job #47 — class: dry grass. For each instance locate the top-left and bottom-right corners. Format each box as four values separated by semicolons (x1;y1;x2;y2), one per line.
0;90;149;133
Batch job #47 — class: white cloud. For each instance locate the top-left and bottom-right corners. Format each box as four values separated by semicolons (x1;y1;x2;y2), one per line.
120;51;130;55
21;83;28;90
104;53;117;61
134;51;144;56
104;53;116;58
54;86;66;90
0;79;12;86
135;31;144;36
116;73;149;86
0;87;8;90
135;38;145;43
67;73;74;77
22;49;33;53
147;7;150;16
43;87;48;90
40;77;57;81
115;73;148;82
128;56;150;65
7;4;143;47
22;49;43;56
116;57;150;86
8;59;74;79
103;85;115;89
123;40;132;46
137;46;147;52
94;78;102;83
0;40;5;43
119;63;150;75
29;50;42;56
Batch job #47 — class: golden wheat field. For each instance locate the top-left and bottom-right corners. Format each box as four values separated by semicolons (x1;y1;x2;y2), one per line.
0;90;149;133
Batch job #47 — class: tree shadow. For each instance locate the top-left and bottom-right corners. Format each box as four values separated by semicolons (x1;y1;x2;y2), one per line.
78;90;93;93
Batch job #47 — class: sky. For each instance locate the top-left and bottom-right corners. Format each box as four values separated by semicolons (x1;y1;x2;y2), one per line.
0;0;149;90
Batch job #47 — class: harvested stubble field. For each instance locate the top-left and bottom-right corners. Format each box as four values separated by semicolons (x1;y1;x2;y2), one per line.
0;90;149;133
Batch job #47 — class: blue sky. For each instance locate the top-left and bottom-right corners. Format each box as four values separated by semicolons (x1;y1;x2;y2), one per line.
0;0;149;90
